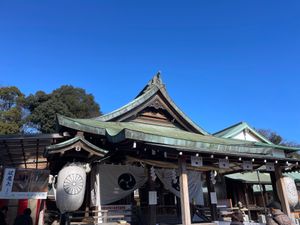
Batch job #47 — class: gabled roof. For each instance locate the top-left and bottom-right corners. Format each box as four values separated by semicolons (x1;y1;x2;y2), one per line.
213;121;273;144
55;74;300;162
45;135;108;157
95;73;209;135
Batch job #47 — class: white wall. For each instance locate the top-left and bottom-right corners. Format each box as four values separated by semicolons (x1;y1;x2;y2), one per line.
232;131;261;142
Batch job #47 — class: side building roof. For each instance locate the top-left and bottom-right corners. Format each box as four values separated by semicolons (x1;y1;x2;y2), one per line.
213;121;273;145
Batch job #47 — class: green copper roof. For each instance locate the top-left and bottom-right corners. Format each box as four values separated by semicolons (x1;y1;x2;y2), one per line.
285;172;300;181
213;121;273;144
225;171;300;184
225;172;271;184
57;114;299;159
94;73;209;135
46;135;108;156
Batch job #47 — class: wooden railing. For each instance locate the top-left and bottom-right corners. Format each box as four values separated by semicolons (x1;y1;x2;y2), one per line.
69;210;127;224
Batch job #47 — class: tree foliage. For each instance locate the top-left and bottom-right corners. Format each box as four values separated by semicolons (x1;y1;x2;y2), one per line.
256;129;282;145
25;85;101;133
0;86;25;134
256;128;299;147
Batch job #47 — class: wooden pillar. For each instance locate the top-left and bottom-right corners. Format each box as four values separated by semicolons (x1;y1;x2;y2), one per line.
148;166;156;225
244;184;251;221
270;172;280;203
84;173;90;219
274;166;292;217
206;171;218;221
179;156;191;225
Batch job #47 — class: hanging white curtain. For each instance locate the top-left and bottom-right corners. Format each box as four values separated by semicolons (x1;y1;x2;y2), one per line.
91;164;147;205
155;168;204;205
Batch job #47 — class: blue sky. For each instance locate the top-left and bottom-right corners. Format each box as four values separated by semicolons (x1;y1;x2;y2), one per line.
0;1;299;143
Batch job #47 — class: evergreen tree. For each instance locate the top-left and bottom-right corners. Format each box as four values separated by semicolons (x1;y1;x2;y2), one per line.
0;86;25;134
25;85;101;133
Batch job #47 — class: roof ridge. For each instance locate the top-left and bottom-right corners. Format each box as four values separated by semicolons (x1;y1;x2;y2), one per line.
135;71;164;98
82;72;209;135
213;121;273;145
213;121;245;135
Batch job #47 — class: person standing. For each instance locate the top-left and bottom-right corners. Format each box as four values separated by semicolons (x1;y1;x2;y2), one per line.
0;206;8;225
13;208;33;225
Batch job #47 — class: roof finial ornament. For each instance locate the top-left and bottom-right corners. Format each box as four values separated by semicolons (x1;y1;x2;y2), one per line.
151;71;162;86
134;71;164;98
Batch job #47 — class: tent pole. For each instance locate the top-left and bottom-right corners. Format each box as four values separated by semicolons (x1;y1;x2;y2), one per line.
256;170;267;218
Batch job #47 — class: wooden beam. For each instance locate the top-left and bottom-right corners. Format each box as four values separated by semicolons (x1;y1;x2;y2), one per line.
274;166;292;217
178;156;191;225
3;140;13;165
36;139;39;169
206;171;217;221
0;133;64;140
20;139;27;168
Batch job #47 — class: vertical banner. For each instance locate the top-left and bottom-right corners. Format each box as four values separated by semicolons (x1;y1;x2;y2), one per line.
2;168;15;194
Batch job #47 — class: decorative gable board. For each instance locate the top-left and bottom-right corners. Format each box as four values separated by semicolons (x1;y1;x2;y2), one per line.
133;110;176;127
130;96;188;129
109;92;200;132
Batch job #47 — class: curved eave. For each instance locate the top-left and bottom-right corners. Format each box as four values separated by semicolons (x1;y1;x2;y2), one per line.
45;135;108;157
95;85;160;122
58;114;106;135
254;142;300;152
56;115;299;160
94;81;209;135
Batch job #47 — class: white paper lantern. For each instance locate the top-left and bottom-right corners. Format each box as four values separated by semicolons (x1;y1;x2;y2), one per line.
55;165;86;213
